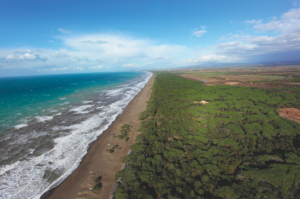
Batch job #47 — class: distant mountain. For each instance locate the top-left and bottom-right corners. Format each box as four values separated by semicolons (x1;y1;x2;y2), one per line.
180;60;300;69
260;61;300;66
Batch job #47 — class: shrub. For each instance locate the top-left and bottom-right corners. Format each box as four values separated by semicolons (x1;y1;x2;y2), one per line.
93;183;102;191
108;144;118;153
94;176;102;183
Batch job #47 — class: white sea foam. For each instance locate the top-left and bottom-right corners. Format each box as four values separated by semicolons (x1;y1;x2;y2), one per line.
14;124;28;129
96;106;104;109
35;116;53;122
69;105;93;114
60;102;69;105
82;101;93;104
0;161;20;176
59;98;66;100
52;124;81;131
5;131;48;151
0;71;153;199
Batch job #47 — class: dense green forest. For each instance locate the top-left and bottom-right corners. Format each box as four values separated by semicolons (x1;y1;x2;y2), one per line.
115;73;300;199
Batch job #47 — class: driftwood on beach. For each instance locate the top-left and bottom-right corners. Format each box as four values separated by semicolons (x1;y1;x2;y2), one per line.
108;149;132;198
127;149;133;155
110;182;120;194
120;163;128;170
117;177;123;183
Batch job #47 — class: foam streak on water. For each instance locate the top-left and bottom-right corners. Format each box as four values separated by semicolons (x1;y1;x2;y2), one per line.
0;72;152;199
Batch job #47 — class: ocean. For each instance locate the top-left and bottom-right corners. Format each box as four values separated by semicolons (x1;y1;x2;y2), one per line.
0;71;152;199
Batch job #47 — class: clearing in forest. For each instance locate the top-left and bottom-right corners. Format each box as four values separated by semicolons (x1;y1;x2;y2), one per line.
279;108;300;124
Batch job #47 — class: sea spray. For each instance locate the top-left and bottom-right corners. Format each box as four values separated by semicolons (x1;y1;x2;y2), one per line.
0;71;152;199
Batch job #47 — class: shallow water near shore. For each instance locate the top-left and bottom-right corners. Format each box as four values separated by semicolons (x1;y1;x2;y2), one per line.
0;71;152;199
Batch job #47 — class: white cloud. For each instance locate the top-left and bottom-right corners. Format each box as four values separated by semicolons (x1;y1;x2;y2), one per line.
89;65;103;69
245;20;258;24
122;62;153;68
246;8;300;34
5;50;45;61
62;33;186;61
81;40;109;44
113;58;122;63
49;52;69;58
73;67;84;70
193;30;207;37
57;28;70;34
123;64;135;67
0;33;187;72
216;33;240;42
2;8;300;75
206;7;300;62
96;58;105;63
51;67;69;71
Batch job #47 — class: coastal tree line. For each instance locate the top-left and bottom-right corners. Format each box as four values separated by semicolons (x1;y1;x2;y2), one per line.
114;73;300;199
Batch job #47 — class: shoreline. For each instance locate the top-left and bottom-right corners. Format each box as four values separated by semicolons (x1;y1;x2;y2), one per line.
41;74;154;199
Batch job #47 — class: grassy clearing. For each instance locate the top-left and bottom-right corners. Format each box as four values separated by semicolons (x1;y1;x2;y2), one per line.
184;71;242;77
240;75;285;81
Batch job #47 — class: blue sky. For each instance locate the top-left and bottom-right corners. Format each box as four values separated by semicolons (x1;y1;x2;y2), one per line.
0;0;300;76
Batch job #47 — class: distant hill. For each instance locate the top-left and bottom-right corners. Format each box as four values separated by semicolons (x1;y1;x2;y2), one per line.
178;60;300;70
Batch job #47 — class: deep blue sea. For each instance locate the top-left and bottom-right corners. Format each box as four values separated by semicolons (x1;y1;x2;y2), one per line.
0;71;152;199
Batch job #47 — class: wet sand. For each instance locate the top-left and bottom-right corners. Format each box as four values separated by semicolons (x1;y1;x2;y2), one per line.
43;75;154;199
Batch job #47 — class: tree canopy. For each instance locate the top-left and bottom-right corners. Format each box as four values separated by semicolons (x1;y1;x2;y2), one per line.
115;73;300;199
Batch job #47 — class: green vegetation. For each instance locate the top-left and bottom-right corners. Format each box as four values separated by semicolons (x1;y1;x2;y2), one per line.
108;144;118;153
118;124;131;140
93;175;103;192
95;176;102;183
184;71;242;76
115;73;300;198
240;75;285;81
292;78;300;82
93;183;102;191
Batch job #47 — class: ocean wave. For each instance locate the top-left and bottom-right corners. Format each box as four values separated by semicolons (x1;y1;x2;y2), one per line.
14;124;28;129
60;102;69;105
0;71;153;199
69;105;93;114
35;116;53;122
82;101;93;104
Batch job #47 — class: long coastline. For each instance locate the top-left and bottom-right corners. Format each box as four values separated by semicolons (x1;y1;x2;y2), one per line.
41;74;154;199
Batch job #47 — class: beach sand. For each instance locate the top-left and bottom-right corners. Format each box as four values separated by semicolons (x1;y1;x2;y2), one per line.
42;75;154;199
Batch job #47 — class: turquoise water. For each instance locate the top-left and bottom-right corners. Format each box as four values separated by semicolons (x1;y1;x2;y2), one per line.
0;71;152;199
0;72;143;133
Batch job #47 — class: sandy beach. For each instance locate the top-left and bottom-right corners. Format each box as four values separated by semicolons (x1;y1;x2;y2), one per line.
42;75;154;199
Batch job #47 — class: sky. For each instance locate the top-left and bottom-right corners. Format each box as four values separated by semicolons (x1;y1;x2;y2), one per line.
0;0;300;77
